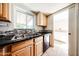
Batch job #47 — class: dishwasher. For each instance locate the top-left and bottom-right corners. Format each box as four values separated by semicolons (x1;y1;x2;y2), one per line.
43;33;51;52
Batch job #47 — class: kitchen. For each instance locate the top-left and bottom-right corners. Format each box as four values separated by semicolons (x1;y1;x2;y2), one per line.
0;3;79;56
0;3;53;56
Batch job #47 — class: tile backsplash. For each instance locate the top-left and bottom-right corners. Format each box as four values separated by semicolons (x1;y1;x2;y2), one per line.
0;22;13;31
0;22;9;27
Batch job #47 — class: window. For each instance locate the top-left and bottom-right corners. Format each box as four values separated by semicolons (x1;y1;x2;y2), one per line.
26;14;34;29
14;10;34;29
15;11;27;29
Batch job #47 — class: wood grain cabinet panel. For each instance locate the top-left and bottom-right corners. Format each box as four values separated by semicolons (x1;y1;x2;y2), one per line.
35;41;43;56
0;45;11;56
0;3;2;17
12;39;33;56
37;12;47;26
0;3;10;22
2;3;9;20
12;45;33;56
34;36;43;56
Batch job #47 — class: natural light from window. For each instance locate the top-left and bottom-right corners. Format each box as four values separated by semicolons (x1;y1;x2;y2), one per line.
14;11;34;29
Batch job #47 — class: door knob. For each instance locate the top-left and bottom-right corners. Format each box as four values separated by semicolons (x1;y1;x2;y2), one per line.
68;33;71;35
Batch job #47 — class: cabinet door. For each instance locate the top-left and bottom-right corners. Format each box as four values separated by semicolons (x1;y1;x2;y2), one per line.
40;13;44;25
43;15;47;26
37;12;41;25
37;12;47;26
0;3;2;17
2;3;9;21
35;40;43;56
12;45;33;56
0;45;11;56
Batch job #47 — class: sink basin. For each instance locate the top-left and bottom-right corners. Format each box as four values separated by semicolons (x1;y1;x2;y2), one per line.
24;34;33;38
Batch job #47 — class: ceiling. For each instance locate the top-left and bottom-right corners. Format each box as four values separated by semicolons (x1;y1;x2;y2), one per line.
23;3;71;15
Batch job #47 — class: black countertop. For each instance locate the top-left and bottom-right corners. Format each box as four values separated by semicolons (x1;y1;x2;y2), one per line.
0;30;52;46
39;30;52;34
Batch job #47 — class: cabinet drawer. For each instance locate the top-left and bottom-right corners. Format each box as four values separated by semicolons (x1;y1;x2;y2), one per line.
35;36;43;43
12;39;33;52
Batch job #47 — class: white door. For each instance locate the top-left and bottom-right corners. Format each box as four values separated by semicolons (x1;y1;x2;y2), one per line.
69;4;77;56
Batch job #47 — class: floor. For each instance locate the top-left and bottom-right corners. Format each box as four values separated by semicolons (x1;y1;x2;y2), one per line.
42;40;68;56
42;31;68;56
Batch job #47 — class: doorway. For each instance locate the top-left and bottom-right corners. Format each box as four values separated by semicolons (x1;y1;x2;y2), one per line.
53;9;69;55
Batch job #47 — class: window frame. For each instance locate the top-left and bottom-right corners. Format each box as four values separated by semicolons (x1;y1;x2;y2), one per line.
13;6;35;29
26;13;35;29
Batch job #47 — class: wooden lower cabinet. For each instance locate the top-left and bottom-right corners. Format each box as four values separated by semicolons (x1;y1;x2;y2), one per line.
0;36;44;56
0;45;11;56
0;52;11;56
35;41;43;56
34;36;43;56
12;45;33;56
11;39;33;56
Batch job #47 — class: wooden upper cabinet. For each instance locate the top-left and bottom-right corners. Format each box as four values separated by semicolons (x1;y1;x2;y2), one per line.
0;3;10;22
37;12;47;26
2;3;9;20
0;3;2;18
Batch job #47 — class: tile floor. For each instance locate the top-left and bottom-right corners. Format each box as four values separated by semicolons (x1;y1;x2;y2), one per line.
42;46;68;56
42;41;68;56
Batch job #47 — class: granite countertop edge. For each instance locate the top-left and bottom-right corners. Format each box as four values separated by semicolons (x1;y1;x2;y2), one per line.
0;30;52;47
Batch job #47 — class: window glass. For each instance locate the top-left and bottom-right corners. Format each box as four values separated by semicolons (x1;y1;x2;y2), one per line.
14;10;34;29
26;14;34;29
15;11;27;29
